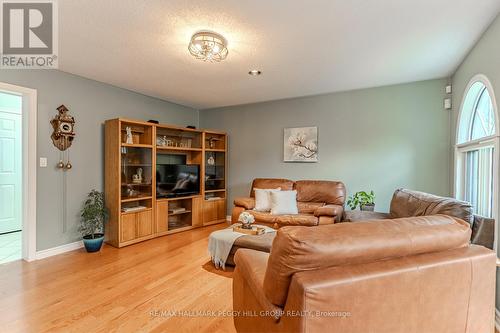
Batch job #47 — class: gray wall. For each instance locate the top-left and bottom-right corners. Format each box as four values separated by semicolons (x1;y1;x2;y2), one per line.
200;78;450;214
0;70;198;251
451;13;500;313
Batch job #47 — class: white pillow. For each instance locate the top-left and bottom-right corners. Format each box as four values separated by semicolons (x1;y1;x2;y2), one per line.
254;188;281;212
270;190;298;215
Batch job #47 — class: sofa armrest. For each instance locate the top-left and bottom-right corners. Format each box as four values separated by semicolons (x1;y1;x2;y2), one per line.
314;204;343;218
234;197;255;210
472;215;495;250
233;249;281;317
342;210;391;222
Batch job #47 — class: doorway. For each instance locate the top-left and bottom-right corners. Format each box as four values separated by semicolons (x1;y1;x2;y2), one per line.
0;92;22;263
0;82;37;263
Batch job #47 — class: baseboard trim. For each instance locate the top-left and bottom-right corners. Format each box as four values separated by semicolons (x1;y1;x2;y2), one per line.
496;308;500;331
35;240;83;260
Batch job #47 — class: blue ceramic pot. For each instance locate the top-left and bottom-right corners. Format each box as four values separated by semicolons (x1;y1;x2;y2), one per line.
83;234;104;252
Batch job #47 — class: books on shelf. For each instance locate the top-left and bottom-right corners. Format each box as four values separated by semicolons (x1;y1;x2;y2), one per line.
169;207;187;214
121;206;147;213
206;196;223;201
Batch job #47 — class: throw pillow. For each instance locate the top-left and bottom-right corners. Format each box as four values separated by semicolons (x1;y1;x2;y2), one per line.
254;188;281;212
270;190;298;215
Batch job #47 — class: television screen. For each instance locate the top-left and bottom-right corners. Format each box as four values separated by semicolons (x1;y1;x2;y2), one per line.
156;164;200;198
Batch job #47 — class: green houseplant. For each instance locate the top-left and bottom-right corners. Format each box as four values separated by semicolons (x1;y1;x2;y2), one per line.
347;190;376;211
79;190;108;252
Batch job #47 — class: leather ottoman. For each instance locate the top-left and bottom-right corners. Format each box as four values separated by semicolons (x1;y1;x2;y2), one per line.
226;232;276;266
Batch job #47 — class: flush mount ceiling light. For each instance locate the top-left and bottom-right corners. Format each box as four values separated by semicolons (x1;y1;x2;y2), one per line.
248;70;262;76
188;31;228;62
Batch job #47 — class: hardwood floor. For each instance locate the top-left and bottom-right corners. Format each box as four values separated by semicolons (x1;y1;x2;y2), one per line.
0;224;236;333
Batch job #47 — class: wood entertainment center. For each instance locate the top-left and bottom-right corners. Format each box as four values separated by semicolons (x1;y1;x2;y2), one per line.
104;118;227;247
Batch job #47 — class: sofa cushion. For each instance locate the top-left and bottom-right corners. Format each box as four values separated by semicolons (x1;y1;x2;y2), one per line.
270;190;298;215
390;188;473;224
246;210;318;227
297;201;325;214
295;180;346;205
263;215;471;307
250;178;294;197
254;188;281;212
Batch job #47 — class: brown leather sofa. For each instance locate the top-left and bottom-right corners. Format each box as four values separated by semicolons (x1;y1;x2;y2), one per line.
231;178;346;228
233;215;496;333
343;188;495;249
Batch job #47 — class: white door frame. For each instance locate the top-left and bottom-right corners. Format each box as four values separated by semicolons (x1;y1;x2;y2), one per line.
0;82;37;262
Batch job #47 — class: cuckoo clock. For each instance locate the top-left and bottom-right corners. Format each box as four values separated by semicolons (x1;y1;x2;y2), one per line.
50;105;75;170
50;105;75;151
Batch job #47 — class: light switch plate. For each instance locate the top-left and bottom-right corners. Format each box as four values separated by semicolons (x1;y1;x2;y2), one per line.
444;98;452;110
39;157;47;167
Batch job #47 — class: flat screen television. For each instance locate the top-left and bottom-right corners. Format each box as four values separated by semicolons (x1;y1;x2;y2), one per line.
156;164;200;198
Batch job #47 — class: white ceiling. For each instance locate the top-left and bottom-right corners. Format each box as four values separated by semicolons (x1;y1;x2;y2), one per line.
59;0;500;109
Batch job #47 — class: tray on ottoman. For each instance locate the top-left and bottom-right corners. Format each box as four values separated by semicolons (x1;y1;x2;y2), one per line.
233;225;266;235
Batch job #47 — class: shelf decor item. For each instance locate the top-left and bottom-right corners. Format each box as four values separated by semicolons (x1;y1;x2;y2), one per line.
125;126;133;144
238;212;255;229
284;126;318;162
79;190;108;252
347;190;376;211
132;168;143;184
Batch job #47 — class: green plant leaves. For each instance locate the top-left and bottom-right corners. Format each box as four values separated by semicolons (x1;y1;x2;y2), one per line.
347;190;375;210
79;190;109;239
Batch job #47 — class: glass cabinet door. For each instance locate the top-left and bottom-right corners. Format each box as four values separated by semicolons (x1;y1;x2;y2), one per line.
121;146;152;200
205;151;225;191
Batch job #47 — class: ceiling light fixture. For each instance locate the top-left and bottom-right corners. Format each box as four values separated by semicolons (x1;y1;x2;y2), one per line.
248;70;261;76
188;31;228;62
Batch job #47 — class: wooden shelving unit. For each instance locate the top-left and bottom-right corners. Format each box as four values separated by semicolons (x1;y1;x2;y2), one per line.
105;118;227;248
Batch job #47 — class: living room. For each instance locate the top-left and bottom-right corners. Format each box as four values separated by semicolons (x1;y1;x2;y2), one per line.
0;1;499;332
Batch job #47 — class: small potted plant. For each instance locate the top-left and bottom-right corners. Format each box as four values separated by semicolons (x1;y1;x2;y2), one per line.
347;190;376;211
79;190;108;252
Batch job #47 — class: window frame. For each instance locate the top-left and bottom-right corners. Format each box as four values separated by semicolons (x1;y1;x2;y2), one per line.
454;74;499;252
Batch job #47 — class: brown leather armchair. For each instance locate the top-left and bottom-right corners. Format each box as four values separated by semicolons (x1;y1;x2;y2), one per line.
231;178;346;228
343;188;495;249
233;215;496;333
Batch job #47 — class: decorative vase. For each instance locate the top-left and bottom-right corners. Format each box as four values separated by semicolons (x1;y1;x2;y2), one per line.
83;233;104;252
360;204;375;212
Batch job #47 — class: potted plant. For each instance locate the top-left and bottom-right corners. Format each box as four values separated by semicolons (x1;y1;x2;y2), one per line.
79;190;108;252
347;190;376;211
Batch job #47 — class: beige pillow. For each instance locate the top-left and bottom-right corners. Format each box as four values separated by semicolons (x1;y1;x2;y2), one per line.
270;190;298;215
254;188;281;212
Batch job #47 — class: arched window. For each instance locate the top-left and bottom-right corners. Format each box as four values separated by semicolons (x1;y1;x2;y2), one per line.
455;75;499;219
